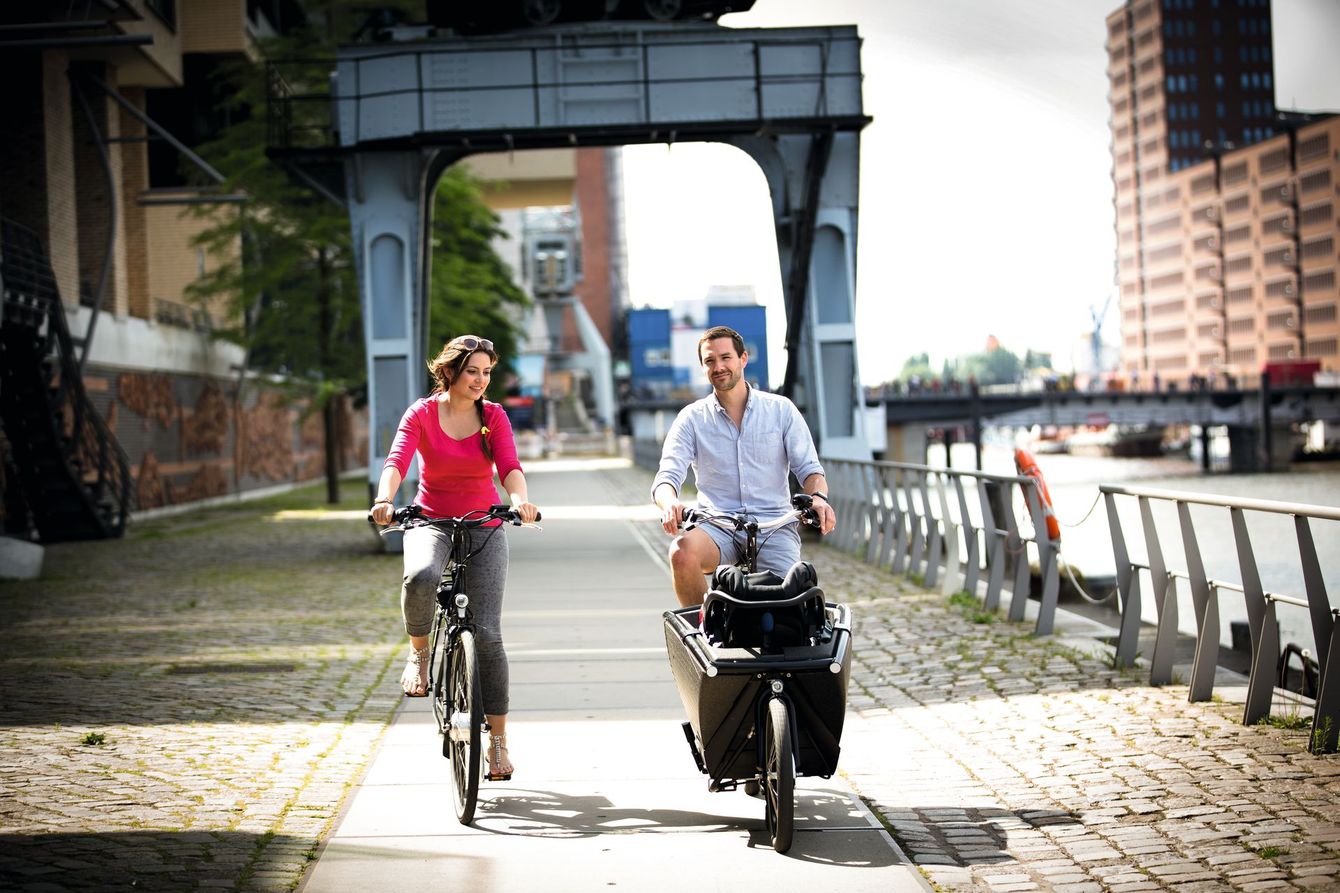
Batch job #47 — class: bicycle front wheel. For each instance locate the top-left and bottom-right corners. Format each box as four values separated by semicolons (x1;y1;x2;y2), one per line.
445;629;483;824
763;697;795;853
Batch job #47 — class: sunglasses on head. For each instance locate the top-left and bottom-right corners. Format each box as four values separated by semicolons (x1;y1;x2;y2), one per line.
452;336;493;352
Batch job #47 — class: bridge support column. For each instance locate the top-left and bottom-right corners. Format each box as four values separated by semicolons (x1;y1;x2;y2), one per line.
731;132;867;459
345;150;436;510
1226;425;1260;472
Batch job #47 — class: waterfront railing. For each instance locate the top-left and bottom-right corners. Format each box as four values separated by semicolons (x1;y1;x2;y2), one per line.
821;458;1060;634
1102;484;1339;754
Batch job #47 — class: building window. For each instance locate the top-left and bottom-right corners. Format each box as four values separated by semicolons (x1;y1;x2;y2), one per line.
1299;169;1332;195
1305;304;1337;325
1264;278;1296;298
1298;133;1330;160
1267;343;1297;361
1306;338;1338;358
1304;271;1337;295
1301;235;1335;261
1229;347;1257;364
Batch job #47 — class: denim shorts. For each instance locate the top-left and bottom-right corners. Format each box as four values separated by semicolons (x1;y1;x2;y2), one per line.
696;519;802;578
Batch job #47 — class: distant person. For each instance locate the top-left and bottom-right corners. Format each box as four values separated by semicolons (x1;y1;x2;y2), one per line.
369;334;540;781
650;325;837;607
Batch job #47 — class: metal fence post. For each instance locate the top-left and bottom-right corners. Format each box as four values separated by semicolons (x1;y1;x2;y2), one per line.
1139;495;1176;686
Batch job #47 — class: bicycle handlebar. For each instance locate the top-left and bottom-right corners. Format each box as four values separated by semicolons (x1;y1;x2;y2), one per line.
683;493;819;532
370;503;541;533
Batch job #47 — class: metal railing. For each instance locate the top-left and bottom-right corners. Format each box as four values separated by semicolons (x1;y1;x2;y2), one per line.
1102;484;1339;753
822;458;1060;635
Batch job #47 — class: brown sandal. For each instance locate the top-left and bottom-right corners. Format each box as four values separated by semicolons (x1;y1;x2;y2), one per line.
401;646;429;697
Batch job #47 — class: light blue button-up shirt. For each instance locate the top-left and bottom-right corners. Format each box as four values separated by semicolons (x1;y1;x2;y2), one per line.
651;385;825;518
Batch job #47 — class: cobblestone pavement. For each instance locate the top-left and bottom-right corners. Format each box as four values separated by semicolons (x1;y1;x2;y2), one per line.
0;481;405;892
2;461;1338;892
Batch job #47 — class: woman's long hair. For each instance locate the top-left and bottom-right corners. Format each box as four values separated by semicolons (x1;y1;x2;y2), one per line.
427;337;499;461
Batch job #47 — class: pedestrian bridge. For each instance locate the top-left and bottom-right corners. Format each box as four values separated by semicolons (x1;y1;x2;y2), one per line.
872;381;1340;472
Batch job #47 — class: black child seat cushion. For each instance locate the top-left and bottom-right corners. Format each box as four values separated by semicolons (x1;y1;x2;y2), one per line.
701;561;824;650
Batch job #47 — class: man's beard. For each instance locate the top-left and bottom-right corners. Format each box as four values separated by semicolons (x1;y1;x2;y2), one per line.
712;369;741;392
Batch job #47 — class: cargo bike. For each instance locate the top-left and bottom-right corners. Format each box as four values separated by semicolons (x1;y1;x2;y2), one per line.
662;494;853;853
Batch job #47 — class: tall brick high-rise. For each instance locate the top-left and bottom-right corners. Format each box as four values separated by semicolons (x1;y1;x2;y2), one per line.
1107;0;1339;383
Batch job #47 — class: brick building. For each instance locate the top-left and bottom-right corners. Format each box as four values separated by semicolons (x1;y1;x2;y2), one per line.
1106;0;1339;383
0;0;363;534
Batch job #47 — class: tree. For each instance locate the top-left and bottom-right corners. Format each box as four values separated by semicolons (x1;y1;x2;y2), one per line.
960;346;1023;386
897;352;934;383
187;2;528;502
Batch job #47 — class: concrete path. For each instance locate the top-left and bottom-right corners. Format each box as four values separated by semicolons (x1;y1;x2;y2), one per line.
301;460;927;892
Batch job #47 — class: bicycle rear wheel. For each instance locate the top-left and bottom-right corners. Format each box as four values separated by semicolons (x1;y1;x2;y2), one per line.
446;629;483;824
763;697;795;853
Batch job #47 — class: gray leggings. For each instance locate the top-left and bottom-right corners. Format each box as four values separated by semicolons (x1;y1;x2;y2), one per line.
402;524;510;715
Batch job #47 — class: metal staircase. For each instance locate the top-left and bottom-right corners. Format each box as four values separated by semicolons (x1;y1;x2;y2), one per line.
0;217;133;541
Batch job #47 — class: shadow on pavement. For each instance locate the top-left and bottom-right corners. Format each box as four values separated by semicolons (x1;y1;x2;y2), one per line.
0;830;311;891
468;788;900;866
880;806;1083;866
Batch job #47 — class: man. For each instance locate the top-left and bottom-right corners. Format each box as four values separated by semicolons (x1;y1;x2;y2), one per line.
651;325;838;607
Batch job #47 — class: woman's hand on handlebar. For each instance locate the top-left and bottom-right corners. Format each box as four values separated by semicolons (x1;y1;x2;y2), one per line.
510;495;540;525
369;500;395;526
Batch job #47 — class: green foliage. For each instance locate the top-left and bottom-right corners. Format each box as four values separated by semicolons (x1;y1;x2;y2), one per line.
1256;710;1312;731
184;12;364;389
959;345;1023;386
897;352;934;383
81;732;107;746
180;0;533;499
890;341;1042;389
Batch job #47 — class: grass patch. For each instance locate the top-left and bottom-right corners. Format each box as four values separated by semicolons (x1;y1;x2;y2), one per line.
947;591;978;610
1256;711;1312;731
946;591;997;624
80;732;107;746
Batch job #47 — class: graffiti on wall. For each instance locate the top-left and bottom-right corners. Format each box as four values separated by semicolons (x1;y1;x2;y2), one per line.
184;381;229;455
119;373;176;430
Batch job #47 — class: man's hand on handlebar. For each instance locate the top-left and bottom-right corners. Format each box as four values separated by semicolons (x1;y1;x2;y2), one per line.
660;500;686;535
791;493;837;536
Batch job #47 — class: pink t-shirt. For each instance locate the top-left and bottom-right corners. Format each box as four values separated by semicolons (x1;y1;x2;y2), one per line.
383;397;523;520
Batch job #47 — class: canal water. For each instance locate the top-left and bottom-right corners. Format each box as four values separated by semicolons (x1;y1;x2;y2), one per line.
932;441;1340;658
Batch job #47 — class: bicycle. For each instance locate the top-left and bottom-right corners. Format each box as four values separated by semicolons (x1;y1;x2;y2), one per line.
663;493;853;853
375;502;540;824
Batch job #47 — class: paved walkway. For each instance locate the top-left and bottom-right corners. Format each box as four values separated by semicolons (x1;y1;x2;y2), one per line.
0;458;1337;892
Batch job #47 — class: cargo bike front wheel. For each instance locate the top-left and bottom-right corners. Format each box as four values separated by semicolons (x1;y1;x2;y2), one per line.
763;697;795;852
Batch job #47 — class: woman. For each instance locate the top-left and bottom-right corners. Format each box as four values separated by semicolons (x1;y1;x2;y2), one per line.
369;334;539;781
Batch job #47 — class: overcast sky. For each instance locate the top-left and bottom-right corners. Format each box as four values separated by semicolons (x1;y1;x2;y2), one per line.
620;0;1340;384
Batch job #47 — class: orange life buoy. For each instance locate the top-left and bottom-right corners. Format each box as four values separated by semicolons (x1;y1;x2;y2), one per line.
1014;447;1061;541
